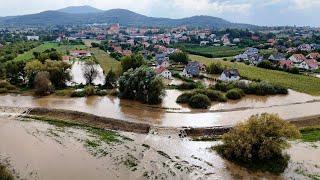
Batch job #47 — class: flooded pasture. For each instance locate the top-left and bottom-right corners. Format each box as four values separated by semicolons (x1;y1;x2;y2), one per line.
0;114;319;180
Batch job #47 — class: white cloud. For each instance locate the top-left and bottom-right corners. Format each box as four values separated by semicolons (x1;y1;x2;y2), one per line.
290;0;320;9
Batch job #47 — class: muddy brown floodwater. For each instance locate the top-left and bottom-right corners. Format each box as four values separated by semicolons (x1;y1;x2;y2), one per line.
0;89;319;127
0;115;319;180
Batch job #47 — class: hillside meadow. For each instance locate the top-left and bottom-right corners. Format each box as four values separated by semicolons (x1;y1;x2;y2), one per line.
191;55;320;96
14;42;86;62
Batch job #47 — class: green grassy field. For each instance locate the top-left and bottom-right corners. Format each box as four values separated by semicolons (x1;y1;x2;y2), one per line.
91;48;121;75
176;43;245;58
191;55;320;96
300;126;320;142
14;42;86;61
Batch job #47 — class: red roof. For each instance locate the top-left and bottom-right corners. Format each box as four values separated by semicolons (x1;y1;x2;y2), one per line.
279;60;293;69
307;52;320;59
292;54;307;61
155;66;166;74
305;59;319;69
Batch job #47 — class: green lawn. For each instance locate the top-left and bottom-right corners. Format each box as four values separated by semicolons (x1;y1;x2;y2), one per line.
191;55;320;96
91;48;121;75
176;43;245;58
14;42;86;61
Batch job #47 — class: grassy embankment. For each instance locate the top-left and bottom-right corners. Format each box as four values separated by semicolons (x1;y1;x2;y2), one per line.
14;42;86;62
191;55;320;96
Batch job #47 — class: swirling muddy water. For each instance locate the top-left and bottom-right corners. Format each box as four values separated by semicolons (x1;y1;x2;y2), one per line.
0;115;319;179
0;89;319;127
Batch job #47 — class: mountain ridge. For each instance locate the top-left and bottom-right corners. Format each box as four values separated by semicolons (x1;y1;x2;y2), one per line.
0;6;258;29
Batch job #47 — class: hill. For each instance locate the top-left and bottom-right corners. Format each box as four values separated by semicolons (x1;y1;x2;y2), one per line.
57;5;103;14
0;8;257;29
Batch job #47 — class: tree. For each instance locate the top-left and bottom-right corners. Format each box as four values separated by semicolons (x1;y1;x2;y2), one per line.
83;60;98;85
25;60;44;87
34;71;54;96
104;69;117;89
215;113;301;174
119;66;165;104
5;61;26;85
207;62;225;74
169;52;189;64
121;54;145;72
44;60;71;89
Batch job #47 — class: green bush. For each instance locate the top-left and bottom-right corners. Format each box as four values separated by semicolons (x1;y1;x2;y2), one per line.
194;89;226;102
175;81;204;90
84;85;95;96
226;88;245;100
207;62;225;74
70;90;86;97
176;92;194;103
215;114;301;174
189;94;211;109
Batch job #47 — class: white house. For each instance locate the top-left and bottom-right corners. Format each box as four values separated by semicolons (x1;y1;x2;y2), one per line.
27;36;39;41
289;54;307;63
180;69;192;78
219;69;240;82
155;66;172;79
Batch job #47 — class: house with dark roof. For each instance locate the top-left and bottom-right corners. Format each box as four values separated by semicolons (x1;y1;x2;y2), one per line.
268;53;286;63
155;53;169;66
219;69;240;82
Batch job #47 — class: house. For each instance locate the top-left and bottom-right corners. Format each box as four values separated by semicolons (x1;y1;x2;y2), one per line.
233;38;241;43
200;41;209;46
279;60;294;69
244;47;259;56
155;66;172;79
248;54;263;65
159;60;170;68
298;44;312;52
70;50;91;57
219;69;240;82
27;36;39;41
305;59;319;71
181;69;193;78
289;54;307;63
268;53;286;63
307;52;320;60
183;61;202;77
156;54;169;66
122;50;132;56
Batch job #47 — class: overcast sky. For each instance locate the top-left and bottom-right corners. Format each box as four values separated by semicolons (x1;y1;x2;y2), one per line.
1;0;320;27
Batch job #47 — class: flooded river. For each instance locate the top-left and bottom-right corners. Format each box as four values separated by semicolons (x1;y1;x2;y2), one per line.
0;115;319;179
0;90;319;127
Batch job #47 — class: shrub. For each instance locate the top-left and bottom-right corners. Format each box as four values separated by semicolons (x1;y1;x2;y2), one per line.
207;62;225;74
189;94;211;109
194;89;226;102
176;92;194;103
226;88;245;100
34;71;54;96
70;90;86;97
175;82;204;90
215;114;301;174
84;85;95;96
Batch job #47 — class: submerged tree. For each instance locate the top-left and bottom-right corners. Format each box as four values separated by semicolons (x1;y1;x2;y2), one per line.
104;69;117;89
215;113;301;174
34;71;54;96
83;60;98;85
119;66;165;104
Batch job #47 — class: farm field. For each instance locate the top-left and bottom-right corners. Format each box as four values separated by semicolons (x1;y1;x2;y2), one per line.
191;55;320;96
176;43;245;58
91;48;121;75
14;42;86;61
